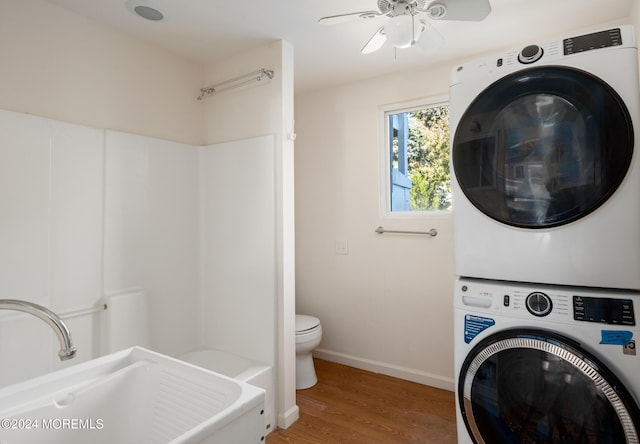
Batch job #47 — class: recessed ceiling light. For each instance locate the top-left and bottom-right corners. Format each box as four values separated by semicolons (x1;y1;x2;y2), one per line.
126;0;166;22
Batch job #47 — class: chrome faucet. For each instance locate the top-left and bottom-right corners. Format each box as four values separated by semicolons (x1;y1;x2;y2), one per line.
0;300;77;361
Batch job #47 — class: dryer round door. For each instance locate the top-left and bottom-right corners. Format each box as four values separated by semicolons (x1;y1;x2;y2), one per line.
458;329;640;444
452;66;634;228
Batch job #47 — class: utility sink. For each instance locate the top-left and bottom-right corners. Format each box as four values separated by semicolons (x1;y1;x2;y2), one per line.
0;347;265;444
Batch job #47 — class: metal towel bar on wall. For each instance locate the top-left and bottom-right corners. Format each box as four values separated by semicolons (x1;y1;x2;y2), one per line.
375;226;438;237
197;68;275;100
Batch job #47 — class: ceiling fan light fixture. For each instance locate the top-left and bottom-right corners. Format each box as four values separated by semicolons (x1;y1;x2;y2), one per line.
383;14;420;49
319;0;492;55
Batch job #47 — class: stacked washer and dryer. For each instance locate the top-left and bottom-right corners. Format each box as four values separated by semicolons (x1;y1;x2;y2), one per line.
450;26;640;443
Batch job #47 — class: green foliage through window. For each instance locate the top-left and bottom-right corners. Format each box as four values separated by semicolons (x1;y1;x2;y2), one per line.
388;104;451;211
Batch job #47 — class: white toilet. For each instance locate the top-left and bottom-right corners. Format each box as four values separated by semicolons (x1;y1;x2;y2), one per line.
295;314;322;390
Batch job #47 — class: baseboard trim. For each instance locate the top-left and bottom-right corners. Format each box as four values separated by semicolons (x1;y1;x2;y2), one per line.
313;348;454;392
277;404;300;430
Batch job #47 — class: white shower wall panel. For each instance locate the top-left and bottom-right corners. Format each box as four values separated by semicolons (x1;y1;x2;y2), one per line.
0;110;103;387
0;109;279;392
50;123;104;312
146;138;201;354
103;131;201;355
104;131;151;293
0;314;56;385
0;110;51;307
200;136;276;366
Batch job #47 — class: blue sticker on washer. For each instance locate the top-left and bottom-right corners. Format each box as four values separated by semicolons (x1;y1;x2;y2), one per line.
600;330;633;346
464;315;495;344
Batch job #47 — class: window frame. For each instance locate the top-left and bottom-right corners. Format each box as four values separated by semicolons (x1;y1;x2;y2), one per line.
378;94;452;219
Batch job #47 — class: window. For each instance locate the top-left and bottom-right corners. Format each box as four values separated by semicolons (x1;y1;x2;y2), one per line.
382;99;451;214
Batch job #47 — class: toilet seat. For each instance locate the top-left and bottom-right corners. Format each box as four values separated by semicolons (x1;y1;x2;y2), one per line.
296;315;320;334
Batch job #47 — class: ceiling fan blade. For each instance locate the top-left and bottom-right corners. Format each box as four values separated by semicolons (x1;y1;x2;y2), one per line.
361;27;387;54
416;20;444;52
318;11;382;25
424;0;491;21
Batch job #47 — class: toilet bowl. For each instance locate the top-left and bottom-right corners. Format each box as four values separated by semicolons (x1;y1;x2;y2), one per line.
295;314;322;390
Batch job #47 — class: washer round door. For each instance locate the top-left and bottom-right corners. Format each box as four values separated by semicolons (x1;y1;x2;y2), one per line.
452;66;634;228
459;329;640;444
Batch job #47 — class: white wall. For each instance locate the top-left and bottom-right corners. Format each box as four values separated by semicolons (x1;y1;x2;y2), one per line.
0;0;203;145
295;65;457;390
633;3;640;44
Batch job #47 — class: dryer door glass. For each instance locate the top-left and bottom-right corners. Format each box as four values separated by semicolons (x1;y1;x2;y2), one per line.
453;66;633;228
458;330;640;443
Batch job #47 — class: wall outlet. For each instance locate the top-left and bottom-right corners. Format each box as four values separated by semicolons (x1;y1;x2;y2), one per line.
335;239;349;255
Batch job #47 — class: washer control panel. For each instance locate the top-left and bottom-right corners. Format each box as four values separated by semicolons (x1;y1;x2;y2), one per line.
456;278;638;326
573;296;635;326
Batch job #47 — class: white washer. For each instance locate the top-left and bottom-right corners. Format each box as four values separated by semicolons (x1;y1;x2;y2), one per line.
454;277;640;443
449;26;640;290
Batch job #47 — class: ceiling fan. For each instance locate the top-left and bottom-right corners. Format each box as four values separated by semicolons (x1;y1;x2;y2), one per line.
318;0;491;54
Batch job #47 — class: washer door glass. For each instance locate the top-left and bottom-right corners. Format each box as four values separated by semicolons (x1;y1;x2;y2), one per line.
459;330;640;444
452;67;633;228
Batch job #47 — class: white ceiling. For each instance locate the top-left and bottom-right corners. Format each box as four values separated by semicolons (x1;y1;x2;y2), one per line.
45;0;634;93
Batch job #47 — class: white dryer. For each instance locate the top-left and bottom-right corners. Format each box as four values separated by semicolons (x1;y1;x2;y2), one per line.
454;277;640;443
450;26;640;290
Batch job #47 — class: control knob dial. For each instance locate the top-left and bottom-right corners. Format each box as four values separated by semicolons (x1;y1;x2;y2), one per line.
526;291;553;317
518;44;544;64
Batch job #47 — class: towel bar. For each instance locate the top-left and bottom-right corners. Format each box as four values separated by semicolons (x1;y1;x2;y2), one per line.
375;226;438;237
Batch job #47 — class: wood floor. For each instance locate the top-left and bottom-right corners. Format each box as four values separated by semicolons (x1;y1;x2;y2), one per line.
267;359;457;444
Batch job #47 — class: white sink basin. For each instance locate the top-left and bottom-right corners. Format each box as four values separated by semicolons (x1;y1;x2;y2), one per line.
0;347;265;444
